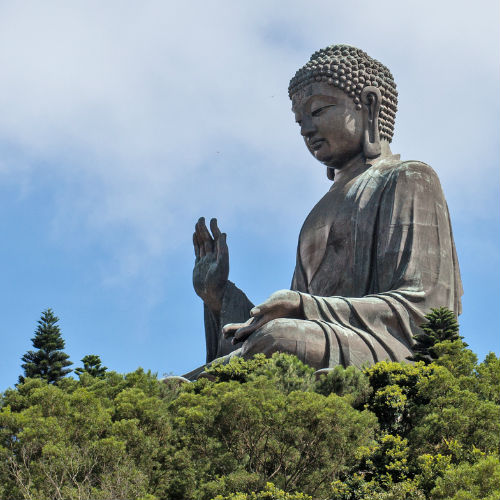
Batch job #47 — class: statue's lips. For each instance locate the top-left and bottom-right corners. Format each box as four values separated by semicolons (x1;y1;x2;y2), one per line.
310;139;326;151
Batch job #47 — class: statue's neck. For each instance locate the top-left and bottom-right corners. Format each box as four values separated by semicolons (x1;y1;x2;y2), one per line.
332;141;394;184
378;140;393;158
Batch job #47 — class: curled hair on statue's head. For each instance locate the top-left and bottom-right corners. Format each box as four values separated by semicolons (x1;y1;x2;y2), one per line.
289;44;398;143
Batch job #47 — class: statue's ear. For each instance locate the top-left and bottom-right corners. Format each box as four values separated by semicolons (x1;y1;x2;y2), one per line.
361;86;382;158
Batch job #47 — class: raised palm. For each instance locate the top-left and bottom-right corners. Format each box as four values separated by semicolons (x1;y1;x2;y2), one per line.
192;217;229;313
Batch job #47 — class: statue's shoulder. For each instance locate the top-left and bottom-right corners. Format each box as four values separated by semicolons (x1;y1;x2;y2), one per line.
397;160;439;177
372;158;440;184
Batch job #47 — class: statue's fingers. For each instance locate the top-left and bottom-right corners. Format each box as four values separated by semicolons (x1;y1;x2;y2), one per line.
195;222;206;257
222;322;247;338
193;232;201;261
250;304;262;316
195;218;204;238
198;217;214;255
232;317;264;343
250;300;279;317
216;233;228;262
250;290;292;316
195;221;202;252
196;217;210;244
210;218;221;239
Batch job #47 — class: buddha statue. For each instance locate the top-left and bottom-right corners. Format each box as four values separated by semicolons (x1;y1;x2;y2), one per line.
188;44;462;378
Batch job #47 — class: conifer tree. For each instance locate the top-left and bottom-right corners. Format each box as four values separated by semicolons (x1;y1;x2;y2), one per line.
408;306;462;364
75;354;107;378
20;308;72;383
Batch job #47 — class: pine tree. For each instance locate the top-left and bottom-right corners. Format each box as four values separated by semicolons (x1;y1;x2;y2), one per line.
75;354;107;378
20;308;72;383
408;307;463;364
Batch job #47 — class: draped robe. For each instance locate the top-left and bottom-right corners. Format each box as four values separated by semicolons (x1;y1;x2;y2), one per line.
203;155;463;368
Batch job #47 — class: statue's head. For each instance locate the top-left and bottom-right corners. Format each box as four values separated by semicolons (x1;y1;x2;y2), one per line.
289;45;398;177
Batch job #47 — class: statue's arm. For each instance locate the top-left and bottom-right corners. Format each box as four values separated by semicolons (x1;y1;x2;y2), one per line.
192;217;254;362
204;281;254;362
297;162;463;364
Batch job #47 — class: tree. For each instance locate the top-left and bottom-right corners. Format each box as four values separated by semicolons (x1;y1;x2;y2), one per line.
20;308;72;384
206;353;317;393
431;455;500;500
315;365;372;409
75;354;108;378
408;307;462;364
170;376;377;499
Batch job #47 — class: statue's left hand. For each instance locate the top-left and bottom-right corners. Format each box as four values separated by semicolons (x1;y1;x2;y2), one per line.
222;289;301;345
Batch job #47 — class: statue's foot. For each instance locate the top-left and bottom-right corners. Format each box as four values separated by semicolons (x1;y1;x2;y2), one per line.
313;368;335;380
161;375;191;385
181;348;243;381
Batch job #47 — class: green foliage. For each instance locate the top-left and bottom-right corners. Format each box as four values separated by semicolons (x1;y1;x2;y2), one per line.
408;307;462;364
249;353;317;393
173;375;377;498
20;308;72;384
432;340;477;378
205;353;316;393
331;343;500;499
474;352;500;404
0;368;177;500
0;360;378;499
2;339;500;499
331;475;426;500
410;365;500;460
75;354;108;378
365;361;432;434
414;453;452;496
315;365;372;408
431;454;500;500
212;482;312;499
208;353;370;398
204;354;271;383
330;434;418;499
363;434;410;484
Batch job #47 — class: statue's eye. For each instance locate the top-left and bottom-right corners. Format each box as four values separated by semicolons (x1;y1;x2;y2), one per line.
312;104;335;117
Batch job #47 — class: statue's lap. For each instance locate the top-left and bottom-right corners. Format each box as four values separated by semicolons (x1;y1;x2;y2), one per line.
241;318;328;370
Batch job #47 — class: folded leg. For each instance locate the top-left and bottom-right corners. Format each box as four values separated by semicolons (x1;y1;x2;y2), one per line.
240;318;329;370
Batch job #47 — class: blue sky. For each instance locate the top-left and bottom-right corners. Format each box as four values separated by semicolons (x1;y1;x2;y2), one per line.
0;1;498;389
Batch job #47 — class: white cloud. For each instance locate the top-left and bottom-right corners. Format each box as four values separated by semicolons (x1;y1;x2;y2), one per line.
0;0;497;285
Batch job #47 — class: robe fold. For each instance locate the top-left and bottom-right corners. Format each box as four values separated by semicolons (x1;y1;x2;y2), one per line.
204;155;463;367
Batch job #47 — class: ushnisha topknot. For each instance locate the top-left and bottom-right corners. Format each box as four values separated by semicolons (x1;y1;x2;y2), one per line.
289;44;398;142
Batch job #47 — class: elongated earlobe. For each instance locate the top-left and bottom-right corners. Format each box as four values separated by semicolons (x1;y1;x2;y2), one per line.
361;86;382;158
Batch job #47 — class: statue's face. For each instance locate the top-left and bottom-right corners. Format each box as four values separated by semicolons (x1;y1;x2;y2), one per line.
292;83;364;169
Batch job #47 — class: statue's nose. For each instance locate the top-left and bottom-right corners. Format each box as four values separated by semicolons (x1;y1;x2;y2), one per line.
300;117;316;137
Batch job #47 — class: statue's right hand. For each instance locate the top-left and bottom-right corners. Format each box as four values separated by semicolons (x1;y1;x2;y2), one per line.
192;217;229;314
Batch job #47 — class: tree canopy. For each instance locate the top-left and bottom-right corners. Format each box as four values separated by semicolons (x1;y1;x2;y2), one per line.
3;306;499;499
1;341;499;499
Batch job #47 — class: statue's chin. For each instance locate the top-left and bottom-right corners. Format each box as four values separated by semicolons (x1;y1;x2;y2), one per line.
320;156;342;169
311;148;358;169
313;151;335;167
321;150;367;170
315;149;349;168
